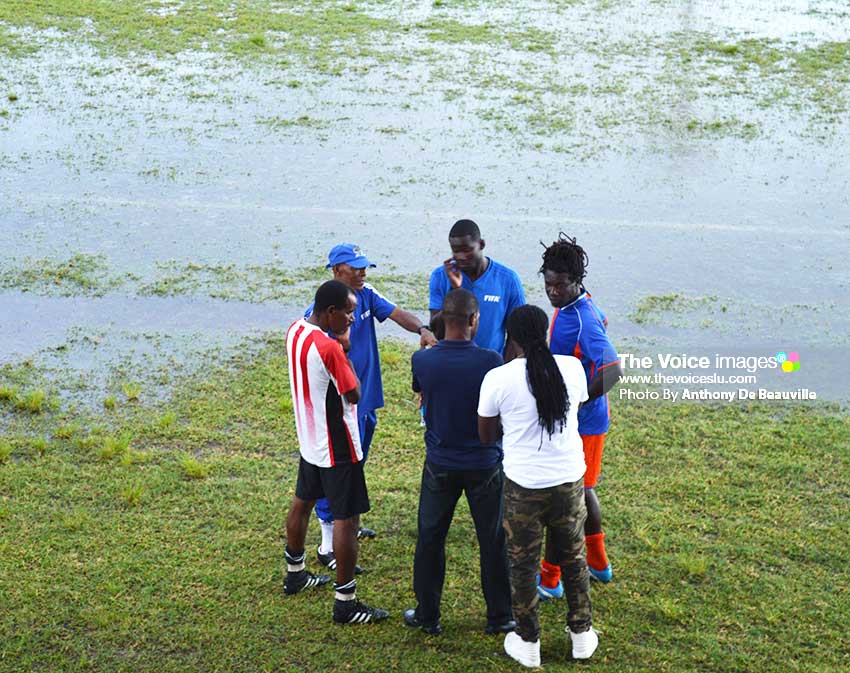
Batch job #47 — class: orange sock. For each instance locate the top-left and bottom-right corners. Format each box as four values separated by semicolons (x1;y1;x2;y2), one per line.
540;559;561;588
586;531;609;571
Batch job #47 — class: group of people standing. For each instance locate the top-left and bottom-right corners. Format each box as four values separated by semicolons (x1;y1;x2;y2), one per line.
282;220;622;667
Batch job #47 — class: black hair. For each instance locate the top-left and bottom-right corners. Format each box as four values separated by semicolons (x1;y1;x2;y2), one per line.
429;313;446;341
314;279;354;313
441;288;478;327
449;218;481;241
540;232;588;284
506;305;569;439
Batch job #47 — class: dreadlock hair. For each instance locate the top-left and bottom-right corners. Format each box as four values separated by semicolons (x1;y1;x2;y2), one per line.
506;305;569;439
539;232;588;284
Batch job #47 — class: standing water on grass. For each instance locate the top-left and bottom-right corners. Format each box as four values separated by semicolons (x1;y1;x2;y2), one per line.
1;0;849;407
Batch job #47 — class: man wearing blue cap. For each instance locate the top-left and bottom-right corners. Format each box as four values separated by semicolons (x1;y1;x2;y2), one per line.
306;243;437;571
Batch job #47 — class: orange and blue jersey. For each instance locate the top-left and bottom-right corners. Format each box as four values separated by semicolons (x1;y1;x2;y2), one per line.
549;290;620;435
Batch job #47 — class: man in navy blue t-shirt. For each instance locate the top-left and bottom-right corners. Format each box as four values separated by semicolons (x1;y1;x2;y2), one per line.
429;219;525;354
305;243;437;571
404;288;515;636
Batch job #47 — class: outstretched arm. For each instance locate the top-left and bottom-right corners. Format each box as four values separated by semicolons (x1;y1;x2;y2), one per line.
389;307;437;347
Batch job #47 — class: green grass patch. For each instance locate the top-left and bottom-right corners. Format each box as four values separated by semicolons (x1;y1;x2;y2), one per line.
179;454;208;480
0;24;37;56
1;339;848;671
121;382;142;403
629;292;718;326
13;388;47;414
0;384;18;402
257;115;330;131
0;1;400;64
120;482;144;507
96;434;131;461
0;438;11;462
31;435;48;457
0;253;121;297
416;17;555;53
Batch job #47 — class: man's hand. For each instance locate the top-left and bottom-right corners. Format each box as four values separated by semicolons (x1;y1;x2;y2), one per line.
442;258;463;289
419;328;438;348
335;326;352;353
389;308;438;347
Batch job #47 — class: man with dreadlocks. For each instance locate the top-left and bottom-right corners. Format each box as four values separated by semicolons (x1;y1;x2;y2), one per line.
537;233;622;596
478;304;598;666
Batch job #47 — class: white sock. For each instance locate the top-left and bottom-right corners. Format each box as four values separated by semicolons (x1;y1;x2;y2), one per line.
319;520;335;555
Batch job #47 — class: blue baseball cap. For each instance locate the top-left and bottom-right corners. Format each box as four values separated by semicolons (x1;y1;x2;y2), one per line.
325;243;377;269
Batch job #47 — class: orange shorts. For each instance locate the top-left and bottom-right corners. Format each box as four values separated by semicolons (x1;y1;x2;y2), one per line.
582;433;606;488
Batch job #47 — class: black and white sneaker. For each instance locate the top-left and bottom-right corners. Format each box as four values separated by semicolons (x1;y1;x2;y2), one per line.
283;569;331;595
333;599;389;625
357;526;376;540
317;547;364;574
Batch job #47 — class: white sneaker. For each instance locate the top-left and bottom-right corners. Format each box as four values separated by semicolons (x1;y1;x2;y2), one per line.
503;631;541;668
568;627;599;659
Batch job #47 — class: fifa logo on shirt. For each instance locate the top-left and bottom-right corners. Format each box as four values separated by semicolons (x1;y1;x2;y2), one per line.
483;295;501;302
360;309;371;320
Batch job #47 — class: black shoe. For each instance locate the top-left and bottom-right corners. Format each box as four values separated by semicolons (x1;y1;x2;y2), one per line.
283;569;331;595
333;598;389;625
357;526;376;540
403;608;443;635
485;619;517;635
317;547;363;574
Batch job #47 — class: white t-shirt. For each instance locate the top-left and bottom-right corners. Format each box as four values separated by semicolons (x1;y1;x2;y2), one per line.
478;355;588;489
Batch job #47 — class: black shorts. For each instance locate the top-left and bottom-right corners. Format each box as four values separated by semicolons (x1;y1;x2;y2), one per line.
295;457;370;520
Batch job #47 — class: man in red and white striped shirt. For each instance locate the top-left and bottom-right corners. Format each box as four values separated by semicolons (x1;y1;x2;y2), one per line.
283;280;389;625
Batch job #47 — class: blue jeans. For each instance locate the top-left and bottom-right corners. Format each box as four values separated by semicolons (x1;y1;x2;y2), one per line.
315;409;377;523
412;459;513;628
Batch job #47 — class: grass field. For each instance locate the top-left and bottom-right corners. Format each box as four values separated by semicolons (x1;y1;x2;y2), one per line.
1;339;848;673
2;1;849;671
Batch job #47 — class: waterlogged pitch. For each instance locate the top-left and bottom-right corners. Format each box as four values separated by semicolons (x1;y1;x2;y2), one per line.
1;2;849;672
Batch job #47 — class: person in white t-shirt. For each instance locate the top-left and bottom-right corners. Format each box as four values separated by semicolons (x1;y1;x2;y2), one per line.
478;304;599;667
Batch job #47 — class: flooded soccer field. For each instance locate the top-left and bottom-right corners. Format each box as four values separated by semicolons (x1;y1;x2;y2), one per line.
2;5;850;673
1;0;849;404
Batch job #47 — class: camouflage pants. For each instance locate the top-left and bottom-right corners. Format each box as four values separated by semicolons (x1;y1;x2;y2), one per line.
503;477;592;642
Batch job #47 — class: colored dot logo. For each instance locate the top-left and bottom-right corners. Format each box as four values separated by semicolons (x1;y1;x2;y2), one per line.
777;351;800;373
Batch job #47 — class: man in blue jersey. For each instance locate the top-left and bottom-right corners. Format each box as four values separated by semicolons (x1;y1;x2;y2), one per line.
429;219;525;354
307;243;437;571
537;233;623;598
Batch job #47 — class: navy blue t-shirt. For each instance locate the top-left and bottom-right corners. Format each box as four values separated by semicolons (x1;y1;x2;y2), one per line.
411;340;503;470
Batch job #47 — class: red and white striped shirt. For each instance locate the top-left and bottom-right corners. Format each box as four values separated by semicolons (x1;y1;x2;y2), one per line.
286;319;362;467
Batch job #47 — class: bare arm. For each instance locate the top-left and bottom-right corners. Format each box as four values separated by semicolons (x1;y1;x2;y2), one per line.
336;329;362;404
342;355;361;404
587;361;623;402
389;307;437;347
478;415;502;445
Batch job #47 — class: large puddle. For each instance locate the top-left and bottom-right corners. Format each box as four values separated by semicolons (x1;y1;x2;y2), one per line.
1;0;849;405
